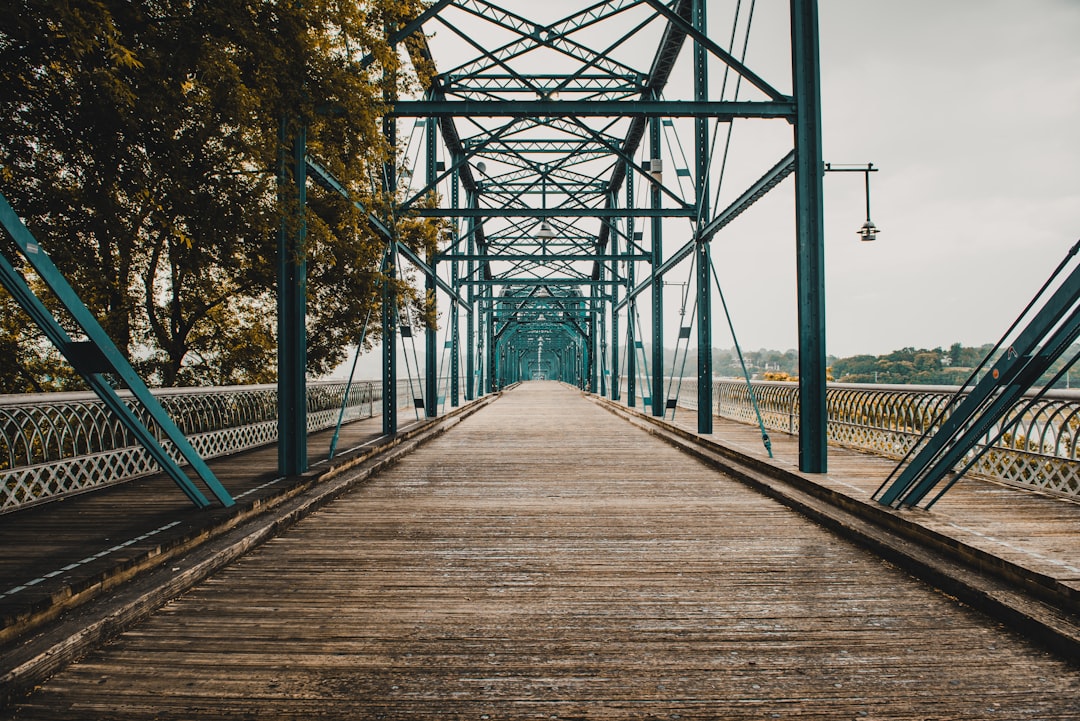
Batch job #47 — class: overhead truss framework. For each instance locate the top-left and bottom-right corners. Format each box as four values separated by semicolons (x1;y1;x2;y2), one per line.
356;0;828;471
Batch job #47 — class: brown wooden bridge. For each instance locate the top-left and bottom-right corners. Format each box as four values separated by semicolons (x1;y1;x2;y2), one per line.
1;382;1078;719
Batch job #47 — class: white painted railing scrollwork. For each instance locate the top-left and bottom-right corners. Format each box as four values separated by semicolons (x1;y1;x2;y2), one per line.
0;381;376;513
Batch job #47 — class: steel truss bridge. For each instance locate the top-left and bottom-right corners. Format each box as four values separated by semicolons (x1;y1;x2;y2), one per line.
2;5;1080;712
1;0;1078;516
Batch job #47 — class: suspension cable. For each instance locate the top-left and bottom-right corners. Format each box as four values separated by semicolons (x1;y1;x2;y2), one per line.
709;255;773;458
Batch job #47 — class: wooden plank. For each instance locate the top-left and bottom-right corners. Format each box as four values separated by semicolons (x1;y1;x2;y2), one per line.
0;412;421;643
668;407;1080;600
11;383;1080;719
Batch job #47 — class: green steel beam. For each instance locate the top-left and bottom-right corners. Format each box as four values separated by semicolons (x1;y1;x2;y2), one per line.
391;100;796;118
642;0;788;102
425;117;439;418
450;164;461;408
693;0;713;434
382;80;398;434
698;151;796;241
305;156;470;311
625;175;637;409
876;253;1080;508
277;120;308;476
791;0;828;473
0;193;234;508
616;150;797;312
465;192;477;401
418;207;695;218
443;0;644;83
463;278;622;287
442;253;649;262
650;116;664;417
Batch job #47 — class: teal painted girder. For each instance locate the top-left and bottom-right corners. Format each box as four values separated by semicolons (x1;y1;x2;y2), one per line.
278;120;308;476
876;248;1080;509
393;100;794;119
418;207;694;218
0;192;235;509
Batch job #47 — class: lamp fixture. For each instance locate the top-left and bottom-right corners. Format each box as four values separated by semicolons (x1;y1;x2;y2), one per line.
537;221;555;240
824;162;880;241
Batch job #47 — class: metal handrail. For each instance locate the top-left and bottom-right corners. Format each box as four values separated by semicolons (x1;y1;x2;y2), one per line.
615;377;1080;501
0;380;377;513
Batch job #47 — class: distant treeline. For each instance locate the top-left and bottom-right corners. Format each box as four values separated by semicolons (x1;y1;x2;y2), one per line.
658;343;1080;388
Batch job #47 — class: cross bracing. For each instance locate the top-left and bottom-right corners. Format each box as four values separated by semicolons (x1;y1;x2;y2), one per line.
339;0;828;469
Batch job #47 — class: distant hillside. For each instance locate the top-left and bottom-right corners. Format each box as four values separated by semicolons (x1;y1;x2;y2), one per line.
631;342;1080;387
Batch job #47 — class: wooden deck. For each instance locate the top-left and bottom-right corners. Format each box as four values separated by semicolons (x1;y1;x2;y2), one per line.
6;382;1078;719
663;403;1080;603
0;406;427;645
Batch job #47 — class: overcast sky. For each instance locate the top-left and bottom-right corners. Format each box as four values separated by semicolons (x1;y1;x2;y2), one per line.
813;0;1080;356
331;0;1080;379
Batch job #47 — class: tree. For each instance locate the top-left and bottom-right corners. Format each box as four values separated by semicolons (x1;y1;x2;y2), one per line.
0;0;433;391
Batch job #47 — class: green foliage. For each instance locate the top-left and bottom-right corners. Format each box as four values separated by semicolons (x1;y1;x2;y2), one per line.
828;342;1080;387
0;278;81;392
0;0;431;391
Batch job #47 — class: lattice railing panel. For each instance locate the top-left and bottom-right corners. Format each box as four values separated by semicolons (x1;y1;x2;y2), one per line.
615;376;1080;500
709;380;1080;502
0;381;377;513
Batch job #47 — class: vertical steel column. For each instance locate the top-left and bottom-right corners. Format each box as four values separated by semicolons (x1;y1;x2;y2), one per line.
381;111;398;436
596;277;605;396
650;115;664;417
486;300;496;392
791;0;827;472
694;0;714;434
424;117;438;418
450;163;461;407
626;174;636;408
465;192;476;401
277;118;308;475
610;207;621;401
478;289;486;394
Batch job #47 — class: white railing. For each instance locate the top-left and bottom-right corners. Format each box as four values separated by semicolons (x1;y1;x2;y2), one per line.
0;381;377;513
613;377;1080;501
0;375;472;514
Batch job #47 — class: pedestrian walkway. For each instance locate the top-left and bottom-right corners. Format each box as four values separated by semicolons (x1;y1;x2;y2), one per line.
7;383;1077;719
0;407;427;646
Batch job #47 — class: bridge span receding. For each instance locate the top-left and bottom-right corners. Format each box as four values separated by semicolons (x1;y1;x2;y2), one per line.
2;382;1077;718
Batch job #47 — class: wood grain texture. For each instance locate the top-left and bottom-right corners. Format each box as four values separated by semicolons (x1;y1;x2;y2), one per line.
8;383;1078;719
667;406;1080;599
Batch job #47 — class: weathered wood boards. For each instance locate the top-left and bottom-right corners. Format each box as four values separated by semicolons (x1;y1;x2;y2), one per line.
11;383;1078;719
668;407;1080;600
